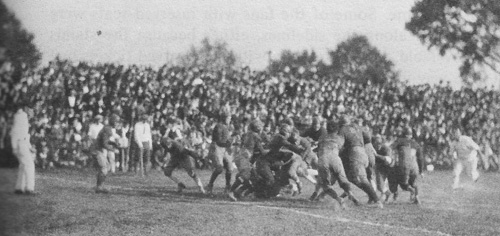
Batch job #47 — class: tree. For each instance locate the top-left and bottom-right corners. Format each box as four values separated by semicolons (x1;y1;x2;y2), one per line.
0;1;42;70
177;37;239;71
406;0;500;84
267;49;328;76
328;34;399;84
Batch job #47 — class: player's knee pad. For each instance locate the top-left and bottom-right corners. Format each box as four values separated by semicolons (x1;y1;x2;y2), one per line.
214;166;224;174
236;176;246;183
389;182;398;193
350;176;362;186
339;181;352;192
319;180;330;189
324;187;338;198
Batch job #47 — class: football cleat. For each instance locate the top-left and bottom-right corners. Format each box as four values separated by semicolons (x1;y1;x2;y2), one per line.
205;184;213;194
228;192;237;202
177;183;187;193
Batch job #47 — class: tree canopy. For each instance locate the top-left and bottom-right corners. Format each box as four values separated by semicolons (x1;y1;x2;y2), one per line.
406;0;500;84
0;0;42;70
328;34;399;84
177;37;239;71
267;49;328;76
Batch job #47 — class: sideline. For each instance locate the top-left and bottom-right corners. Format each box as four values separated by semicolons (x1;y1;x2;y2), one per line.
39;175;452;236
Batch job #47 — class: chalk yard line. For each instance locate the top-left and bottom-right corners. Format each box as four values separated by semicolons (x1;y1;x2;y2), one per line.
221;201;451;236
39;175;452;236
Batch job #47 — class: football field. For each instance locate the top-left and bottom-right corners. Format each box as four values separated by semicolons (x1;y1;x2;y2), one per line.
1;167;499;236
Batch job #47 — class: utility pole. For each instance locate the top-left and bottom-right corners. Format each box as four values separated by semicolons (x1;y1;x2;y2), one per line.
267;50;272;70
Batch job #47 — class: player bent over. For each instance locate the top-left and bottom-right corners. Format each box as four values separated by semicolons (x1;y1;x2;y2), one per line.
372;135;394;201
338;115;383;208
300;116;326;169
228;120;266;201
360;123;377;191
275;150;309;196
95;114;120;193
388;127;424;204
254;124;303;198
161;136;205;194
449;129;483;189
288;131;318;185
313;120;360;207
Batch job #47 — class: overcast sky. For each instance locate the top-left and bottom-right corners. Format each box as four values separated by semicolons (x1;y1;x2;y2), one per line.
4;0;480;88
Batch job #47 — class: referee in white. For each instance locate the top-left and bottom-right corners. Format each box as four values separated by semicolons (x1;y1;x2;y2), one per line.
449;128;483;189
11;103;36;195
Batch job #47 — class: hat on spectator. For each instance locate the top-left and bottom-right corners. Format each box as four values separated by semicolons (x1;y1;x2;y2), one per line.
402;126;413;137
94;115;103;123
279;124;292;136
339;114;351;126
108;114;120;126
326;119;338;133
249;119;263;133
219;110;230;121
136;105;146;116
283;117;294;127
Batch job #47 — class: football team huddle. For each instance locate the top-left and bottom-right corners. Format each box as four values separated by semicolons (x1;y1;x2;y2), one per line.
92;110;482;210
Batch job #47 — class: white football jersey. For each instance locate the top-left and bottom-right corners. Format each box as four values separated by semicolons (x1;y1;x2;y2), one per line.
449;135;480;160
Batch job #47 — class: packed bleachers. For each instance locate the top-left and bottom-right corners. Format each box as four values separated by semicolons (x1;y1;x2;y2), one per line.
1;58;499;170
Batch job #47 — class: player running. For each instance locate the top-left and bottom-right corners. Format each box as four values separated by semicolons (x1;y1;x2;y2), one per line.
388;127;424;204
449;128;483;189
206;111;233;194
160;135;206;194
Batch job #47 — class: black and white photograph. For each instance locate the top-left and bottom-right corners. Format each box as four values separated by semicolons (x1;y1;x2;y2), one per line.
1;0;500;235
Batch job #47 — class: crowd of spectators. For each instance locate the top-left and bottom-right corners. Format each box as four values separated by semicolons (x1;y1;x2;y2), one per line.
0;58;499;171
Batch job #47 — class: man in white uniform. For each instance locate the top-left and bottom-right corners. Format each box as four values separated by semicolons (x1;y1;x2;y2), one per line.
134;111;152;176
449;129;483;189
88;115;104;140
11;104;36;195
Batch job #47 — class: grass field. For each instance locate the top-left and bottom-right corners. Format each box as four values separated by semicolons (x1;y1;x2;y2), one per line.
1;167;499;236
